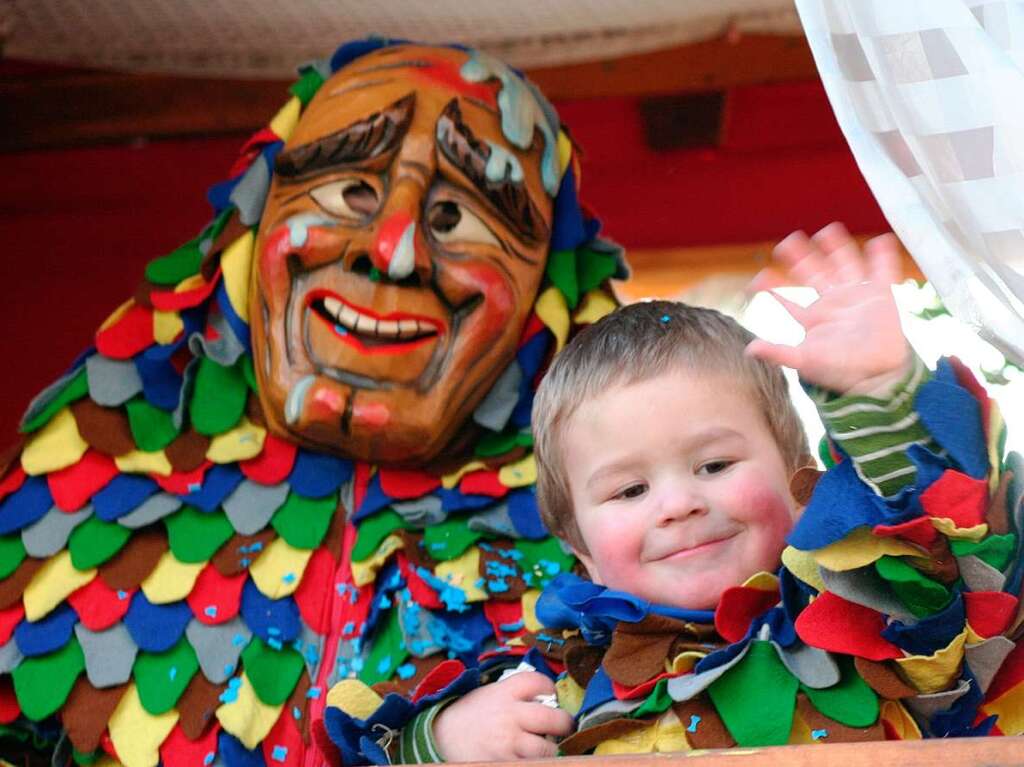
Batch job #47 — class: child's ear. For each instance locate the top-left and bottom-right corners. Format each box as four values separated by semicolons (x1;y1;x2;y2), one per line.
571;548;603;585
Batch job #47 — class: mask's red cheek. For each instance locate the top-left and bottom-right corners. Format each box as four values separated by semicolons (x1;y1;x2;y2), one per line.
259;226;293;290
443;259;517;339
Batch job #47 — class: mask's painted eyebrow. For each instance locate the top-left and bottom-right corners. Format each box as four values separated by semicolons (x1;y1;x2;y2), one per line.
435;99;549;245
274;93;416;181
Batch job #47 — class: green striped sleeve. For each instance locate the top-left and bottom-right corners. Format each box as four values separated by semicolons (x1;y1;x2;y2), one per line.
395;700;450;764
809;354;939;498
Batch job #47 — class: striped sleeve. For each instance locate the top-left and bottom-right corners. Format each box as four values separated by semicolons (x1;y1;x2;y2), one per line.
394;700;450;764
808;354;940;499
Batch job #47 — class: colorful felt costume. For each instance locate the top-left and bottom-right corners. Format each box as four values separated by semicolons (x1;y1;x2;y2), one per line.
322;355;1024;761
0;39;627;767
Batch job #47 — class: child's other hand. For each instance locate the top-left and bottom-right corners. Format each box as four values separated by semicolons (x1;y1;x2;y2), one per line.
432;672;574;762
746;223;912;396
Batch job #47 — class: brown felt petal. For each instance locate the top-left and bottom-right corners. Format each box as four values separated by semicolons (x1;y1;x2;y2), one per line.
909;535;959;585
986;469;1012;536
796;693;884;742
603;615;688;687
790;466;824;506
133;279;159;310
0;437;25;482
480;446;527;471
396;531;435;571
287;669;313;744
165;429;212;473
853;657;916;699
98;527;168;591
202;214;250;281
71;399;135;457
320;499;348;564
177;672;228;741
61;678;128;753
558;718;650;756
212;530;276;576
245;393;268;430
0;557;44;610
673;697;736;749
564;637;606;689
478;545;527;601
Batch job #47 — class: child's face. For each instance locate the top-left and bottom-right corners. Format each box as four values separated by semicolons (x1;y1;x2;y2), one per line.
563;368;797;610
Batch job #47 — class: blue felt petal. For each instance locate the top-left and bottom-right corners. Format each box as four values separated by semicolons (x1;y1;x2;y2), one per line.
218;731;267;767
329;39;398;73
882;591;964;656
353;475;391;523
549;164;586;251
14;603;78;657
0;475;53;535
437;489;494;514
928;666;985;737
288;449;352;499
207;178;241;216
123;592;192;652
178;463;244;512
240;578;301;643
915;359;988;479
135;347;184;411
507;488;549;540
577;665;615;718
214;281;251;352
92;473;160;522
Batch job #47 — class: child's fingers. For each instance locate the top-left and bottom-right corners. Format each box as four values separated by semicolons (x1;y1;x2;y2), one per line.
747;267;788;294
514;732;560;759
812;222;866;285
518;703;575;737
501;671;556;700
745;338;804;371
767;289;812;327
772;230;832;293
864;233;903;285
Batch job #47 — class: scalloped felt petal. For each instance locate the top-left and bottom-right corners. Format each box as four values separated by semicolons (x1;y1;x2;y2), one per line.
85;355;144;408
261;703;303;767
801;657;879;727
288;452;352;499
114;448;173;477
0;604;24;645
178;464;244;513
457;470;506;498
145;237;204;286
813;527;923;572
165;429;213;474
22;506;91;558
12;637;85;720
550;164;586;251
773;640;840;690
188;565;246;626
966;635;1016;694
894;628;967;694
715;584;781;644
62;676;129;754
191;358;248;437
240;436;297;486
241;638;305;706
0;535;25;580
69;516;133;570
421;517;481;561
14;601;77;657
155;463;212;495
873;516;938;548
881;591;964;656
218;729;268;767
224;481;290;536
207;418;266;464
187;617;251;684
708;640;798;746
92;473;160;522
507;487;548;540
0;639;22;674
47;450;119;512
98;527;168;592
293;549;335;636
24;550;95;621
915;361;988;479
0;466;26;504
134;636;200;714
166;507;236;563
240;579;301;643
20;366;89;435
535;287;569;352
794;592;902;661
150;273;220;313
126;398;180;453
920;469;988;529
498;455;536;489
117;493;182;529
951;534;1017;572
68;577;133;632
271;492;336;550
819;565;915;622
0;558;43;611
351;510;408;563
96;303;156;361
0;678;20;725
160;721;220;767
964;591;1017;638
0;474;53;535
213;531;276;577
217;673;283;750
378;469;440;500
249;538;311;599
467;502;517;538
108;683;179;767
124;593;193;652
472;361;523;432
874;556;950;618
141;552;204;604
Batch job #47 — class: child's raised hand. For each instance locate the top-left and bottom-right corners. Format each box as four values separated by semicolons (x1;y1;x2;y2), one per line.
746;222;912;395
432;672;574;762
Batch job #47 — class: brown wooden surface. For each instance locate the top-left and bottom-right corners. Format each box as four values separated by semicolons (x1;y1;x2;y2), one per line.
0;34;815;151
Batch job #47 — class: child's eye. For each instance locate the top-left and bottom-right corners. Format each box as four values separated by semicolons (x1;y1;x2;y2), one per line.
698;460;733;476
615;483;648;500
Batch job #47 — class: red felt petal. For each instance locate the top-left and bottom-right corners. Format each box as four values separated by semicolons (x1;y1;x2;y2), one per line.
47;450;120;512
149;270;221;312
398;555;443;611
0;677;20;724
295;548;335;634
459;470;509;498
964;591;1018;639
68;577;134;631
96;304;155;360
873;516;938;548
160;721;220;767
0;603;25;645
153;462;212;495
262;707;304;767
612;669;680;701
230;129;280;178
187;565;245;625
0;466;26;504
985;640;1024;703
517;312;546;348
714;584;780;644
240;434;297;485
483;598;524;640
920;469;989;529
310;719;343;767
949;357;992;443
378;469;441;500
411;659;467;703
795;592;902;661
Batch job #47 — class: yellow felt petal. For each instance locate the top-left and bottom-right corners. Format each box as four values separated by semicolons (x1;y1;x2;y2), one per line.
269;96;302;142
813;527;922;571
931;518;988;541
594;722;656;755
206;417;266;463
781;546;826;592
666;651;703;675
879;700;922;740
99;298;135;333
94;756;123;767
435;548;487;603
351;534;404;587
108;685;178;767
175;273;207;293
741;571;779;592
573;289;617;325
325;679;384;720
557;130;573;177
23;551;96;621
152;310;184;345
652;710;689;752
555;674;586;717
442;460;487;489
221;231;254;324
216;673;283;750
535;286;570;352
250;538;313;599
982;677;1024;735
115;449;173;477
521;589;542;632
788;706;814;744
894;629;967;694
21;408;88;476
498;454;536;488
140;552;204;604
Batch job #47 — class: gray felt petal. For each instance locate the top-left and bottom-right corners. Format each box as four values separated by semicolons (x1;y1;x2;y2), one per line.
173;357;200;431
117;493;182;529
577;697;646;731
223;480;289;535
391;496;445;527
819;565;916;622
20;366;86;430
187;617;251;684
85;355;143;407
772;641;841;689
22;506;92;557
957;555;1006;592
188;313;245;367
296;621;325;681
230;154;271;226
467;503;518;538
666;643;751;703
0;638;24;674
966;636;1016;694
339;479;354;519
905;679;971;733
75;623;138;688
472;362;523;432
398;597;443;659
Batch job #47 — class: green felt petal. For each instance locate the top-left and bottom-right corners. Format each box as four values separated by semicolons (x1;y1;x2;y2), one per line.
165;506;235;563
12;638;85;721
352;509;409;562
951;534;1017;573
241;638;305;705
290;69;325;106
546;249;579;309
68;516;133;570
874;556;950;618
71;748;100;766
818;437;837;469
422;517;482;562
0;535;26;580
242;355;259;393
801;657;879;727
134;637;199;715
473;428;532;458
359;607;408;687
144;238;204;286
630;679;673;719
20;367;89;434
515;537;575;589
125;398;180;452
271;492;337;550
190;357;247;436
575;248;618;294
709;641;798;747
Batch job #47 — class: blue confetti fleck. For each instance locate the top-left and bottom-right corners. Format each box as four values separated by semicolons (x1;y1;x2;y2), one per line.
268;637;283;650
498;620;524;632
218;677;243;704
203;752;215;766
232;633;247;647
117;590;128;600
224;663;235;676
271;745;288;762
169;666;178;681
240;558;251;568
660;314;671;323
268;627;281;636
282;572;296;584
396;663;416;680
250;542;264;552
293;706;302;720
204;605;218;618
811;729;828;741
378;594;392;609
307;686;322;699
343;621;355;634
487;578;510;593
376;655;392;675
687;715;701;733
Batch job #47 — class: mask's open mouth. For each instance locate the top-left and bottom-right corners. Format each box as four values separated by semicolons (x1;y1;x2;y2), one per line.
306;290;445;355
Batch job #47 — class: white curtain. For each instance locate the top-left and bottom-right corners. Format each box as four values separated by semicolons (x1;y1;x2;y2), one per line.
796;0;1024;364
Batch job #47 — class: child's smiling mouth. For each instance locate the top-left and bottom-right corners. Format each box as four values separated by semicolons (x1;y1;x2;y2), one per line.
651;531;740;562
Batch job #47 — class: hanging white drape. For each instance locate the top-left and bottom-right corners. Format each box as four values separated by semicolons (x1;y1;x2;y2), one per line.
795;0;1024;364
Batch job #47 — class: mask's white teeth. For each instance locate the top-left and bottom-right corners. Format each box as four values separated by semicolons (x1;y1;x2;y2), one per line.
377;320;399;337
316;297;438;340
397;319;419;338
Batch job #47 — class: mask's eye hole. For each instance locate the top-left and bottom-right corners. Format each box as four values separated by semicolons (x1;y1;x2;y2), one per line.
427;201;500;247
309;179;380;220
